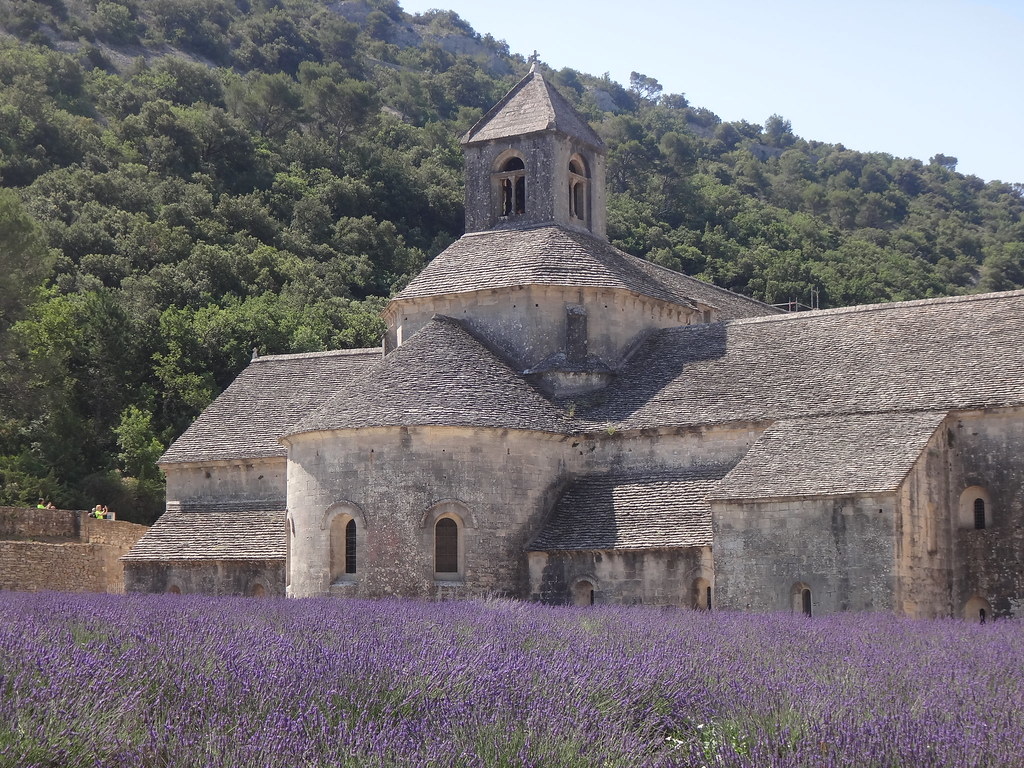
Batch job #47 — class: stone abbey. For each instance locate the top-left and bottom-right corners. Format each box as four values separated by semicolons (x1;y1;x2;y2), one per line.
124;67;1024;619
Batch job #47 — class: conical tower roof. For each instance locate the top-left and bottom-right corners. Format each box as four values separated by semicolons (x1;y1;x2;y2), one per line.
461;66;604;149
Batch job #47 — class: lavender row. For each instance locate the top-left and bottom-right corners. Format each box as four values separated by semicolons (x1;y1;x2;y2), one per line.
0;592;1020;767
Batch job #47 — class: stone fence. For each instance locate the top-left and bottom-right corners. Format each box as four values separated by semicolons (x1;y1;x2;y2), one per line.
0;506;149;594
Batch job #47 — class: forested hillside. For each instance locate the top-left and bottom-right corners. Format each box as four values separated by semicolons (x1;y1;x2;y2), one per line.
0;0;1022;521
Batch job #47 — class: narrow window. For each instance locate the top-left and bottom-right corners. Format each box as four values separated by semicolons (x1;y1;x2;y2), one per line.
435;517;459;574
707;586;713;612
345;519;357;574
330;514;356;582
802;588;812;617
979;608;987;624
974;498;986;530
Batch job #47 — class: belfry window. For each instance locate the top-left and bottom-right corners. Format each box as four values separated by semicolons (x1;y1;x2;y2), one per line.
568;156;589;224
497;157;526;216
974;498;986;530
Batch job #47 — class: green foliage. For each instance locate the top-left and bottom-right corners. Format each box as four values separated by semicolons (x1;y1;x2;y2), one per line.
0;0;1021;521
0;189;52;332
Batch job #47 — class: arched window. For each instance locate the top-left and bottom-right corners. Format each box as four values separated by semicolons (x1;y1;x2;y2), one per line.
330;514;358;582
568;155;589;224
345;519;357;573
434;517;459;576
572;579;595;606
167;584;181;595
959;486;991;529
497;156;526;216
964;595;992;623
791;582;812;616
249;583;266;598
425;501;470;581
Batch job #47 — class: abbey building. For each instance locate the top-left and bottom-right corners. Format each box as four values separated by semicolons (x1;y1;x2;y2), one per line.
124;68;1024;620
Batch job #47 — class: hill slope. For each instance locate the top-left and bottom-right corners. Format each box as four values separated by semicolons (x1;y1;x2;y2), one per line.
0;0;1021;519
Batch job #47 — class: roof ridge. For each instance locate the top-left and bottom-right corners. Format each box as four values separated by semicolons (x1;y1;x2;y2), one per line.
630;254;777;310
253;347;382;363
724;288;1024;328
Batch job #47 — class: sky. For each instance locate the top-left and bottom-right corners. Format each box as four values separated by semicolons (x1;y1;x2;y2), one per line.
397;0;1024;184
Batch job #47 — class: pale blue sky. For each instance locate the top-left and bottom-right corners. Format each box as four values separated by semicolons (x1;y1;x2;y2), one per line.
398;0;1024;184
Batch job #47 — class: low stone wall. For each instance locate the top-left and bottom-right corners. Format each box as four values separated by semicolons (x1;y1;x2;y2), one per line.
0;506;79;539
0;506;148;593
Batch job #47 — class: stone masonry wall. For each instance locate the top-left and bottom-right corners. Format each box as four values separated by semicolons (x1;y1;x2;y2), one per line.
528;547;711;607
163;457;286;507
463;133;607;238
286;423;758;603
946;408;1024;618
287;426;569;599
893;424;953;618
388;284;697;374
124;559;285;597
0;506;79;539
712;495;896;614
0;507;148;593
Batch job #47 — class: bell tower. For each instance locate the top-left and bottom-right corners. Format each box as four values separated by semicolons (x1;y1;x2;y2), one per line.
460;65;607;238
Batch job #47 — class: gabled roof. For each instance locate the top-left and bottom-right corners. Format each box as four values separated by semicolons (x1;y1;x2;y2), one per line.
530;466;728;551
122;505;285;561
159;348;381;465
461;67;604;148
285;316;568;436
588;289;1024;431
393;225;773;318
710;412;946;501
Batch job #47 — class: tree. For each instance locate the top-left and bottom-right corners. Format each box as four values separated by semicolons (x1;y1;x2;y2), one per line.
0;190;51;334
115;405;165;482
764;114;795;148
628;71;662;106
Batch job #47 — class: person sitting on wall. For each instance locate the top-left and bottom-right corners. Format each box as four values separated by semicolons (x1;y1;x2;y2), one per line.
36;498;46;509
91;505;104;519
46;501;56;509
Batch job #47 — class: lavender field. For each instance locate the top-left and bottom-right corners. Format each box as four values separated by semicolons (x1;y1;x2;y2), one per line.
1;593;1021;767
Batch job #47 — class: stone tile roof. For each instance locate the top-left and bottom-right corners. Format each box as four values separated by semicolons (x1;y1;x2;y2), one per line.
394;225;773;318
462;68;604;148
588;290;1024;431
286;316;569;436
710;412;946;501
530;467;729;551
122;507;285;561
159;348;381;464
